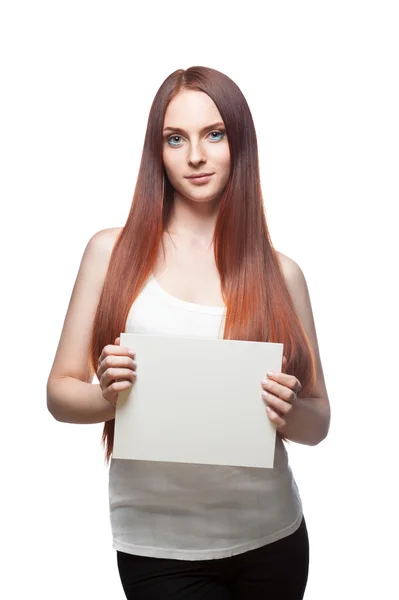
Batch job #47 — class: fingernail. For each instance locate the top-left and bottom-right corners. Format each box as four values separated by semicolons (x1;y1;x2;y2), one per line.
266;371;274;377
128;349;135;357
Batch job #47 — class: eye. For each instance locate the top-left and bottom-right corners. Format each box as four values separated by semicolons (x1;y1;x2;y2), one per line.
209;130;225;142
167;135;183;147
166;130;226;147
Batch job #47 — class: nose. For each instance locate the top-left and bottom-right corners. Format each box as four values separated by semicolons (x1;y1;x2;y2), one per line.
187;141;206;166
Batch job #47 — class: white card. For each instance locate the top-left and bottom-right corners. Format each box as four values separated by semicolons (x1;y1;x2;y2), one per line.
113;333;283;468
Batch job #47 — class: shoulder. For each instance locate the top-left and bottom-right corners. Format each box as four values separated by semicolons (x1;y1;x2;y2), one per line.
276;250;313;348
275;250;310;325
78;227;124;282
86;227;123;261
275;250;305;291
88;226;123;250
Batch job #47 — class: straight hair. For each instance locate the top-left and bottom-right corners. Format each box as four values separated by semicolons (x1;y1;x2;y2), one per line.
89;66;317;464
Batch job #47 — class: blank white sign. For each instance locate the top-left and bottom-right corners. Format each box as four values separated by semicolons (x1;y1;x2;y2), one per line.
113;333;283;468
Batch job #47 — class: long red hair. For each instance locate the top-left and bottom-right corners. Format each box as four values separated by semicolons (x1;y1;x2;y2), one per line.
89;66;317;465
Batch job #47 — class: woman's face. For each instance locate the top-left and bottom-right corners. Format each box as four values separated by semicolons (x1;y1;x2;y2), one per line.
162;90;230;205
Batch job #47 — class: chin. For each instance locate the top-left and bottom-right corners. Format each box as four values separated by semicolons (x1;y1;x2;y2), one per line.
186;189;220;200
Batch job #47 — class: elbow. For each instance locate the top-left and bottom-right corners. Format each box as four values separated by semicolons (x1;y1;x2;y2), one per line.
47;396;62;422
312;403;331;446
46;379;63;422
47;399;62;422
312;422;331;446
310;435;326;447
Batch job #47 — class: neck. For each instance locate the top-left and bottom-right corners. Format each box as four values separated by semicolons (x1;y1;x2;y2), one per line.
166;193;221;244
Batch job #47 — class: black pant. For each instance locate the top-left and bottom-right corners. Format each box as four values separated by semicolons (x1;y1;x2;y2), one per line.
116;515;309;599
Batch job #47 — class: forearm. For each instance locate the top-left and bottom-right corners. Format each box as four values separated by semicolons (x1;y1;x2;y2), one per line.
278;397;330;446
47;377;116;424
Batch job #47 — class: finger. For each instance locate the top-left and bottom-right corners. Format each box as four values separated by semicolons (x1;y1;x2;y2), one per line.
99;343;135;366
99;361;137;381
107;362;137;380
110;380;132;394
261;378;297;404
263;371;301;395
106;367;137;383
265;405;286;428
262;390;292;415
115;337;120;345
102;355;137;370
98;351;136;378
102;368;136;388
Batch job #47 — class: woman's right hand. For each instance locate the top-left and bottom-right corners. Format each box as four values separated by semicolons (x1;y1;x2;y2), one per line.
96;337;137;407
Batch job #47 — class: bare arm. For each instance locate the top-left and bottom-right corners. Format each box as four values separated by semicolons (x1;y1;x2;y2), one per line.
47;379;116;424
46;227;121;423
276;253;331;445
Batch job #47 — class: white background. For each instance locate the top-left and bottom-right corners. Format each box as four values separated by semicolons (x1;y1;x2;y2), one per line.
1;1;398;598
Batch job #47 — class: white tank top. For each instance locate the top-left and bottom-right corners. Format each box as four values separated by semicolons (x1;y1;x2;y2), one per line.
108;274;303;560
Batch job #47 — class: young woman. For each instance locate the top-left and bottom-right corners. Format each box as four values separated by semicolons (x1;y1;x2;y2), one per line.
47;66;331;599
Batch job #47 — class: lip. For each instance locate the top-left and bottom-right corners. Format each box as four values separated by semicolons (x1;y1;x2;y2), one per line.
186;173;214;179
186;173;214;185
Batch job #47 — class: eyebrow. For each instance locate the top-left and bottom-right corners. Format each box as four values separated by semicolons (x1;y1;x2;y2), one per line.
162;122;225;135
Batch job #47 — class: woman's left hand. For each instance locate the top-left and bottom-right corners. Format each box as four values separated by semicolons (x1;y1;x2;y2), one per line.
261;356;302;428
